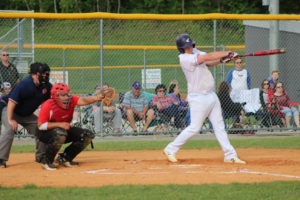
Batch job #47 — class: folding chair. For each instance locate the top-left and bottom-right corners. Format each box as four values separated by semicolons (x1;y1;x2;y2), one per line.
79;106;114;135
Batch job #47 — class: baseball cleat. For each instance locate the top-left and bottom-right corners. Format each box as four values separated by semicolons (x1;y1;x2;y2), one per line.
224;157;246;164
163;149;177;163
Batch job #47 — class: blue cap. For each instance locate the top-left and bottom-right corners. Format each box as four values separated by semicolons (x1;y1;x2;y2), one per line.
132;81;141;89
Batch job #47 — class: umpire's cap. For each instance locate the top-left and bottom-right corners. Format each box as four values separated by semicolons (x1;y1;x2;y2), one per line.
176;34;195;54
29;62;50;74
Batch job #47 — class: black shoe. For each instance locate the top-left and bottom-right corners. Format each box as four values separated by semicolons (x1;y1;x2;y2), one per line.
0;159;7;168
56;154;78;167
40;156;57;170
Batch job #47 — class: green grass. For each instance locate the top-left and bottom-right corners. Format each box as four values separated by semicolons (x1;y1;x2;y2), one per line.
1;181;299;200
11;137;300;153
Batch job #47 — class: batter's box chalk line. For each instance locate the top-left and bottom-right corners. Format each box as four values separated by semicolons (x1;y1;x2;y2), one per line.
82;165;300;179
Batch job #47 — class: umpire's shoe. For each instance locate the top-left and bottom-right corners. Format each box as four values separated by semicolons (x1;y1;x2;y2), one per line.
56;153;78;167
0;159;7;168
40;157;57;171
163;149;177;162
224;157;246;164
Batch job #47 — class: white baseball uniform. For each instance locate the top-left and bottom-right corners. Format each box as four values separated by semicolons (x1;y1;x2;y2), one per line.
165;48;237;160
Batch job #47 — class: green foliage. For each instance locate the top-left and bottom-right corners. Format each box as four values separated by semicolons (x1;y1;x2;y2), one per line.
1;181;300;200
1;0;298;14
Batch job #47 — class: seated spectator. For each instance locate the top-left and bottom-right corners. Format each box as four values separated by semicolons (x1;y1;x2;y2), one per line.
168;82;188;118
91;83;122;134
259;79;282;127
142;84;183;132
268;70;280;90
217;81;245;124
269;81;299;130
0;82;12;124
122;81;148;132
0;82;11;96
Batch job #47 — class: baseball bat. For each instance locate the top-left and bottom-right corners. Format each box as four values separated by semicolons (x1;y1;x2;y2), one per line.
239;48;285;57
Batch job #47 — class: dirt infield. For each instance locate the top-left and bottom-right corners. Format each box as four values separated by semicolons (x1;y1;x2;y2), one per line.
1;148;300;187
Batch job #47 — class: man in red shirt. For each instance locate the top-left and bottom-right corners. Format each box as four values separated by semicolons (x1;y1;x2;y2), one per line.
37;82;111;170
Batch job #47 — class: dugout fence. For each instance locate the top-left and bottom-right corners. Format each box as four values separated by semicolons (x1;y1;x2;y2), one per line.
0;12;300;136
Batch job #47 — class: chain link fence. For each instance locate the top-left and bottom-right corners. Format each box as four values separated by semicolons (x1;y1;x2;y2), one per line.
1;13;300;136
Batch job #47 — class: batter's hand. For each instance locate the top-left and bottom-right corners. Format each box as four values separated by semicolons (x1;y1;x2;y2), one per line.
8;119;18;131
220;51;239;63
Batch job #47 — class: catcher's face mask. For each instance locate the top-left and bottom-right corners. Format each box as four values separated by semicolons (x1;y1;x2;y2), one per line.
55;92;72;109
51;83;72;109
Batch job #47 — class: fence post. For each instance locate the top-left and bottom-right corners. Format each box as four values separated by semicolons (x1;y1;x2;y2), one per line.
143;49;147;91
99;19;104;136
62;49;66;83
220;45;226;82
213;20;217;91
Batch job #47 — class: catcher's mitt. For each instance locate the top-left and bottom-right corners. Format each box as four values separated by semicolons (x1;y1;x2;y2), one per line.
96;87;115;106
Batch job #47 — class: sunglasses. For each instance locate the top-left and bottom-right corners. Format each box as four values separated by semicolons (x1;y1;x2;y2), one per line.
235;62;242;64
276;86;283;88
158;89;165;92
1;54;9;57
263;83;269;85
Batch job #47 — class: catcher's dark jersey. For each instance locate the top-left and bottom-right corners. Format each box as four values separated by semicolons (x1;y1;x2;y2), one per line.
38;96;80;123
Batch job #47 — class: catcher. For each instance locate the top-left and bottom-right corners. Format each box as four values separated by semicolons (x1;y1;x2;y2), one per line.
37;82;115;170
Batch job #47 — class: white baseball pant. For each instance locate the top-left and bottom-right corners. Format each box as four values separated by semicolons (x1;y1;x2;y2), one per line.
165;92;237;160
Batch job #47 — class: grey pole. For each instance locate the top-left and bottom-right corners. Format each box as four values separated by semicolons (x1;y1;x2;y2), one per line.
99;19;104;136
213;20;217;89
32;17;35;63
62;49;66;83
269;0;279;74
143;49;147;91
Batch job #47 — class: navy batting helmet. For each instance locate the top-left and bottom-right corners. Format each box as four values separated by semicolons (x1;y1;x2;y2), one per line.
176;34;195;54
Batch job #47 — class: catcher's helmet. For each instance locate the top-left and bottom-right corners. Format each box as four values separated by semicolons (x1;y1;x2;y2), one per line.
51;83;72;109
176;34;195;54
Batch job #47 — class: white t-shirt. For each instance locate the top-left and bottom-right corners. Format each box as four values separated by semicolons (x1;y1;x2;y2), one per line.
231;69;248;90
179;48;215;94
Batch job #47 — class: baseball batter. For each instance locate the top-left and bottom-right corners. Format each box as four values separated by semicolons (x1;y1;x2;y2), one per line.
164;34;246;164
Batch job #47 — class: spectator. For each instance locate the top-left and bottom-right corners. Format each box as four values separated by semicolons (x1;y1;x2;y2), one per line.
217;81;245;125
169;80;179;88
122;81;148;132
92;83;122;134
0;82;12;96
225;58;251;90
268;70;280;89
259;79;282;127
269;81;299;130
168;82;188;118
142;84;183;132
0;50;20;88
